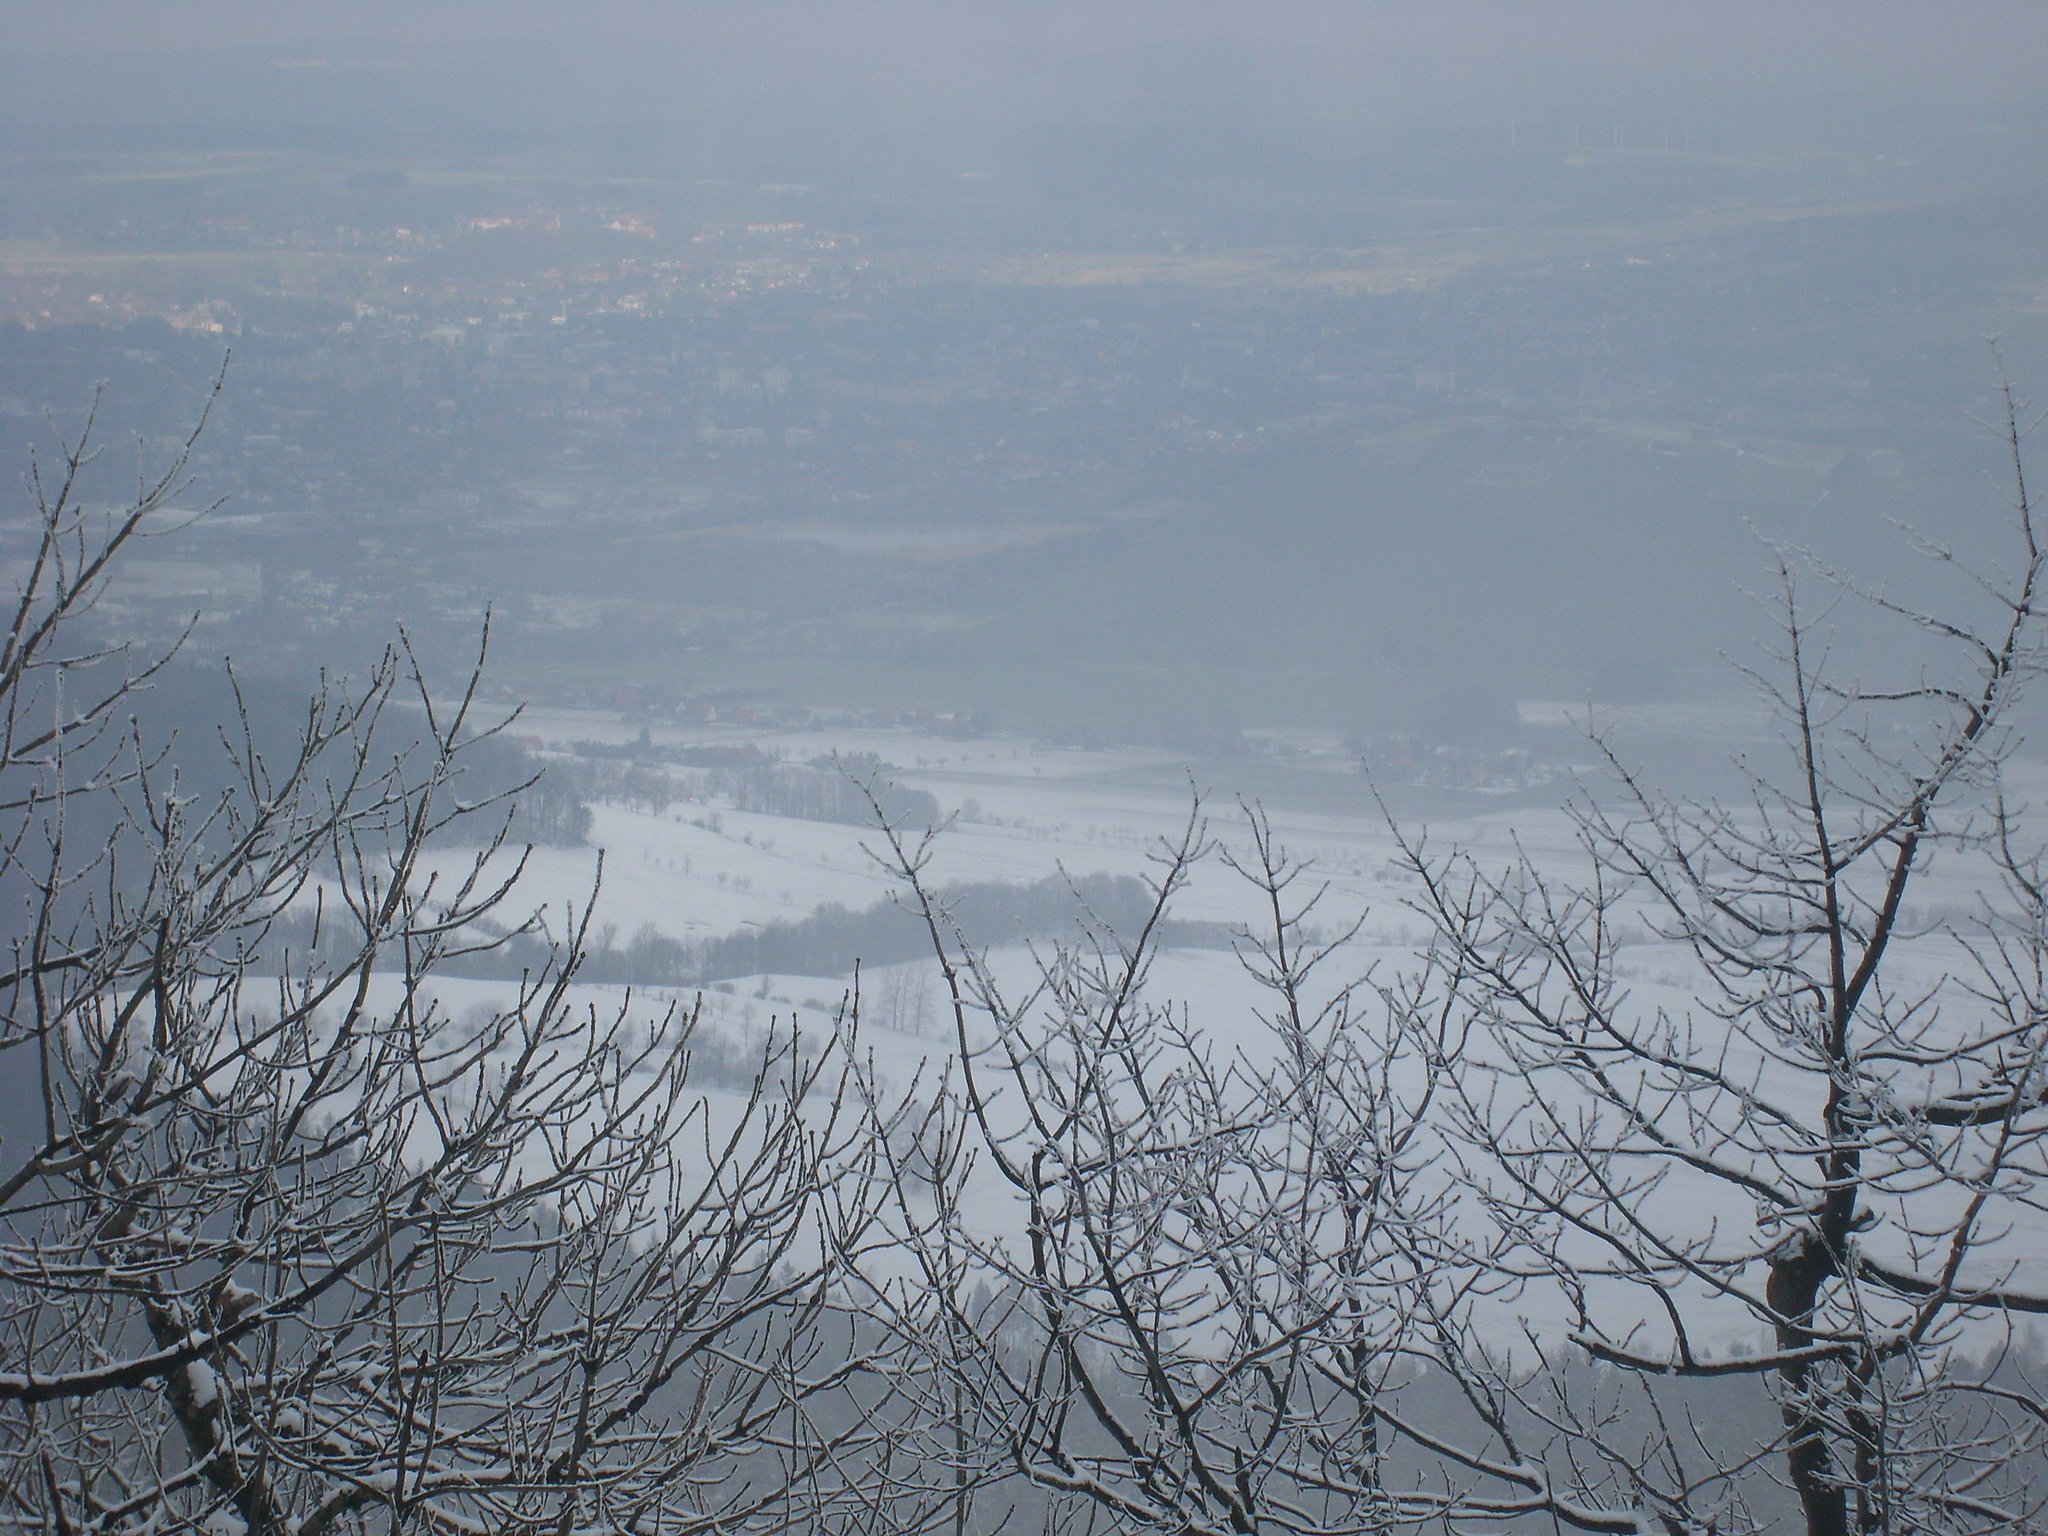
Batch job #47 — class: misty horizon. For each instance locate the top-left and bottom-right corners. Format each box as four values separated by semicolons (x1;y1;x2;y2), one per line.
1;2;2044;775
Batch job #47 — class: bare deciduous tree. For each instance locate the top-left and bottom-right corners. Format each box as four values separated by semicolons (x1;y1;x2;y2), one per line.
1391;361;2048;1535
0;395;904;1534
871;962;937;1040
867;803;1751;1536
864;802;1544;1536
868;366;2048;1536
20;359;2046;1536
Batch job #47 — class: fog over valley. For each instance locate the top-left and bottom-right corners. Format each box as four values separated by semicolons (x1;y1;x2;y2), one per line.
4;3;2044;754
5;8;2048;1534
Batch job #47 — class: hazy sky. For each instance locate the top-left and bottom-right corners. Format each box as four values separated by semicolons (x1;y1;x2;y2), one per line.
5;1;2044;741
7;3;2045;154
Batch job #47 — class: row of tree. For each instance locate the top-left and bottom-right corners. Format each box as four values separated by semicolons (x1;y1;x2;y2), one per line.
3;377;2046;1534
556;745;939;831
412;871;1236;991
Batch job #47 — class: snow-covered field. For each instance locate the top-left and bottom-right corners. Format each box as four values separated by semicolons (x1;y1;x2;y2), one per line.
464;708;1583;957
411;704;2014;1095
400;710;1566;1166
391;709;2042;1354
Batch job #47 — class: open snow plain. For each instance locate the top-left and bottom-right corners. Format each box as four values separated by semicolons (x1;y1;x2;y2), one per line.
443;707;2009;1002
391;709;2035;1355
421;710;1575;1059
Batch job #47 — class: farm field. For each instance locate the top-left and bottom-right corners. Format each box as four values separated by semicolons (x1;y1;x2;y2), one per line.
424;704;2017;1047
394;708;2038;1361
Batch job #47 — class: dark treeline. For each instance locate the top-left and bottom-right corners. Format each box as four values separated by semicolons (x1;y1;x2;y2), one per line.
709;757;940;828
449;730;592;846
565;740;940;829
602;870;1235;986
0;660;579;961
135;664;592;846
602;870;1236;986
260;872;1236;989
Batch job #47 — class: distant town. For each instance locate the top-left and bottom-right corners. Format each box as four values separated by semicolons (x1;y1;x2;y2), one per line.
2;138;2038;760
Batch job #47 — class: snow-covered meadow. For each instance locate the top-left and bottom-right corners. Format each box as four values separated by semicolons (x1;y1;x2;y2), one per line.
471;713;1567;940
389;708;2045;1359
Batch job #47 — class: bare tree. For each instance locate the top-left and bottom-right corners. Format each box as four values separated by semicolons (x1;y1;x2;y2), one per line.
862;800;1544;1536
871;962;936;1039
1390;361;2048;1534
33;354;2045;1536
862;364;2048;1536
866;800;1737;1536
0;396;906;1533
